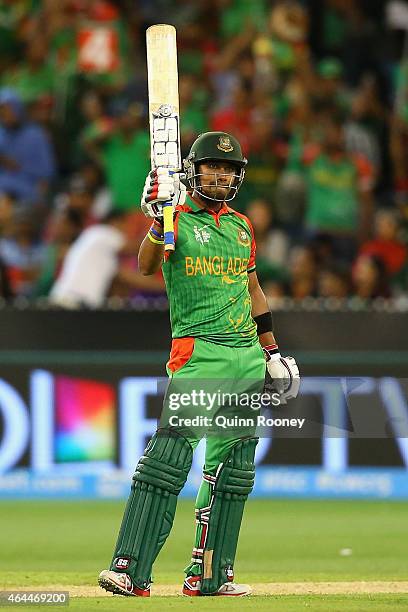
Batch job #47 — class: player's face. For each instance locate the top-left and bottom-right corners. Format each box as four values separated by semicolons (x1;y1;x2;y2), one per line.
197;161;237;201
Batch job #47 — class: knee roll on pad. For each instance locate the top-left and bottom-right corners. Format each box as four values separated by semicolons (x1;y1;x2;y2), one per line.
110;429;193;589
198;437;258;594
134;428;192;494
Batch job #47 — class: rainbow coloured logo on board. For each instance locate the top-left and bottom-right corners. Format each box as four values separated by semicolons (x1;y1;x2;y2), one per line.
55;376;115;462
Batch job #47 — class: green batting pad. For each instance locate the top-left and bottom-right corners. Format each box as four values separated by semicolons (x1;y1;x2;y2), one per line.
199;437;257;594
110;429;193;589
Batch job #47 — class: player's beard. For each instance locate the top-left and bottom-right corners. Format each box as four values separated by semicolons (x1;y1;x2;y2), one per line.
199;183;232;205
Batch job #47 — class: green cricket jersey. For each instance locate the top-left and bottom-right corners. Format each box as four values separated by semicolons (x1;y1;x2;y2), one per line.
162;194;258;347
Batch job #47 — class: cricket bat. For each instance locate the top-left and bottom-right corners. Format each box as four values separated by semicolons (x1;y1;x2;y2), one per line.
146;24;181;252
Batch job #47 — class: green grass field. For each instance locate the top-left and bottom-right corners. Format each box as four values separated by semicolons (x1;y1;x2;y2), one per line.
1;499;408;610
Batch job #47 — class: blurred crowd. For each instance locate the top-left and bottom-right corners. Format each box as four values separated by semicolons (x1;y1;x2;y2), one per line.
0;0;408;307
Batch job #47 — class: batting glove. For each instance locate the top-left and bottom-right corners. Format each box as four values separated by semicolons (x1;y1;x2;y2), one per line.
141;168;186;218
263;344;300;402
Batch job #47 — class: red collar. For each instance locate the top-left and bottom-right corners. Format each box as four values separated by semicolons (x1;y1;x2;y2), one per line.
176;194;233;225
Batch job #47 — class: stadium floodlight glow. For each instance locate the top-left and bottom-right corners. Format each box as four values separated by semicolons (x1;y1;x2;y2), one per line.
0;380;30;473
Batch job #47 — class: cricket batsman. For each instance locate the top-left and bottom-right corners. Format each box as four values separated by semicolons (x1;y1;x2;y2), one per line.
98;131;300;597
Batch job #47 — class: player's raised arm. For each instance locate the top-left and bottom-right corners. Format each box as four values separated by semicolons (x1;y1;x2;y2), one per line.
138;221;165;276
138;169;186;275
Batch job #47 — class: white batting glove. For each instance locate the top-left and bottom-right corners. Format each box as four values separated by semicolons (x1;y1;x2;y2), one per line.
263;344;300;402
141;168;186;218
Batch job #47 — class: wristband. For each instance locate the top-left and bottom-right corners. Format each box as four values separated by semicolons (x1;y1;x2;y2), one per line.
147;231;164;245
149;224;164;240
263;344;281;363
254;311;273;335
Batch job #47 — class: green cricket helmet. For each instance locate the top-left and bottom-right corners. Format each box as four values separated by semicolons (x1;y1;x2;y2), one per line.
183;131;247;202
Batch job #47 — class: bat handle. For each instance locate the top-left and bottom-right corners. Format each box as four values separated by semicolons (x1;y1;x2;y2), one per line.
162;200;175;251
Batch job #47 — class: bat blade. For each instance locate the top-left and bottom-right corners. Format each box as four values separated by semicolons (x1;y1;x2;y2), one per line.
146;24;180;251
146;25;179;123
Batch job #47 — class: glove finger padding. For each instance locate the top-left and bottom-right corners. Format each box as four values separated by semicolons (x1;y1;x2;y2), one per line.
145;169;174;203
141;169;186;218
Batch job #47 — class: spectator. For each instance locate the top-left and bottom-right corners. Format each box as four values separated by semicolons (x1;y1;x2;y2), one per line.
318;265;350;298
246;198;289;275
292;116;375;262
390;116;408;209
318;1;377;86
1;36;54;104
345;74;385;177
210;26;254;112
0;1;404;305
179;74;209;155
262;279;287;302
49;210;163;308
50;173;96;233
345;74;389;196
64;174;97;224
359;209;407;278
392;260;408;298
0;204;45;297
34;205;83;298
288;246;318;299
76;0;133;95
219;0;267;40
83;100;150;212
211;82;253;155
78;91;113;163
319;0;353;57
252;0;309;86
77;162;112;221
0;254;12;300
0;1;36;71
352;255;390;300
0;190;16;237
238;112;286;211
0;187;15;300
313;58;350;116
0;88;55;202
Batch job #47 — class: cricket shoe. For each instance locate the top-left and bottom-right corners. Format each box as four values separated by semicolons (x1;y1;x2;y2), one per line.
182;576;251;597
182;575;201;596
98;570;150;597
